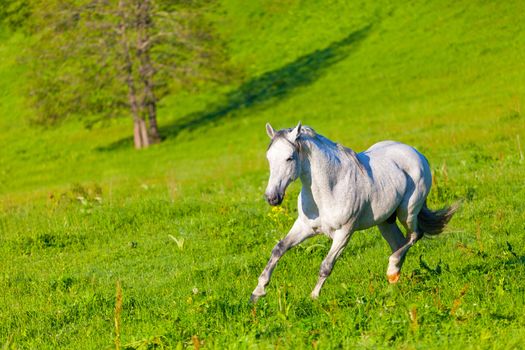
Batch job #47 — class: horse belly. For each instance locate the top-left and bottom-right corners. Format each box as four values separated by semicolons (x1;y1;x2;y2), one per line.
366;196;403;228
355;175;407;230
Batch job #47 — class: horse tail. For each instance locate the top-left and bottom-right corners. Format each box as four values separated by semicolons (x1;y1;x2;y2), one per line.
418;202;458;236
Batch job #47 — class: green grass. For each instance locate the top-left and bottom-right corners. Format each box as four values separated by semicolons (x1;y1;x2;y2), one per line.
1;0;525;348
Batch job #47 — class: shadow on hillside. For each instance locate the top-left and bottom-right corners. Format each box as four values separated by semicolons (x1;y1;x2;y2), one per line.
99;25;372;151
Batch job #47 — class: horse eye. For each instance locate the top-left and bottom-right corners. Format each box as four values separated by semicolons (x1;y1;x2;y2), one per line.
286;156;294;162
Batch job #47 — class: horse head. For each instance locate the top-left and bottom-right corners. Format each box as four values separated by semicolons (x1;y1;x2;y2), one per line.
264;122;302;206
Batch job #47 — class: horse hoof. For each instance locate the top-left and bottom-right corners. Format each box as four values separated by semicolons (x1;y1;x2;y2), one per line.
387;272;400;284
250;293;263;303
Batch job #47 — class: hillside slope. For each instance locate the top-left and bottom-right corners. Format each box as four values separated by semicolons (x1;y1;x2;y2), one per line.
0;1;523;199
0;1;522;197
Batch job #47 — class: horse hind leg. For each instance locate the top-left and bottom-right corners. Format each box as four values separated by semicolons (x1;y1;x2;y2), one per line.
384;201;457;283
386;229;422;283
385;205;424;283
378;217;407;253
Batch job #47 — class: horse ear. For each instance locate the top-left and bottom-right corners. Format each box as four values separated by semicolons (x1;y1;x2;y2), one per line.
289;121;302;141
266;123;275;139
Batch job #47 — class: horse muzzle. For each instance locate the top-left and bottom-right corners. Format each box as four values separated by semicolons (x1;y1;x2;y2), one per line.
265;192;284;206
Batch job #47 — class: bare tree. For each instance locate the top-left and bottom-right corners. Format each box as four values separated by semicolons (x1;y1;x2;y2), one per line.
118;0;160;148
24;0;236;149
136;0;160;144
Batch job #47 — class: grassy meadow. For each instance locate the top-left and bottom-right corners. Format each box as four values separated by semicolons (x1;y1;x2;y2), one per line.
1;0;525;348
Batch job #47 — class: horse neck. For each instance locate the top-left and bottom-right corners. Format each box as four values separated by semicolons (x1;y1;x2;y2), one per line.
298;136;355;189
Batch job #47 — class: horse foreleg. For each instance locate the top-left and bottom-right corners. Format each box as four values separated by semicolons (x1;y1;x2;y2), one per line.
311;228;353;299
250;220;314;303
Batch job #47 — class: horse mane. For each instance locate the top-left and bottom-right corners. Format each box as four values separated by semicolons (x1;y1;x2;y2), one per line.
268;125;365;174
297;126;366;174
337;144;366;174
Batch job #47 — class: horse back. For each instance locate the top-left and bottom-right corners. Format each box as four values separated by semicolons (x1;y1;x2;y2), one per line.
361;141;431;183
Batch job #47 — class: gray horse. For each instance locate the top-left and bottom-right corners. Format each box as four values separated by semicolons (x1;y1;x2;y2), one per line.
251;122;457;302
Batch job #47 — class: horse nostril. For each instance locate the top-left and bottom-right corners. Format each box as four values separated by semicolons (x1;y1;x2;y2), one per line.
266;194;281;206
264;191;284;206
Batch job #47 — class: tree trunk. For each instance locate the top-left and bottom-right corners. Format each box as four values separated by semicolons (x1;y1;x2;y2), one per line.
118;0;150;149
134;118;149;149
136;0;161;144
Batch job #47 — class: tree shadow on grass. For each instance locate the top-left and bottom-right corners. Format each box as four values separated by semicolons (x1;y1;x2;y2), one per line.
99;25;372;151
